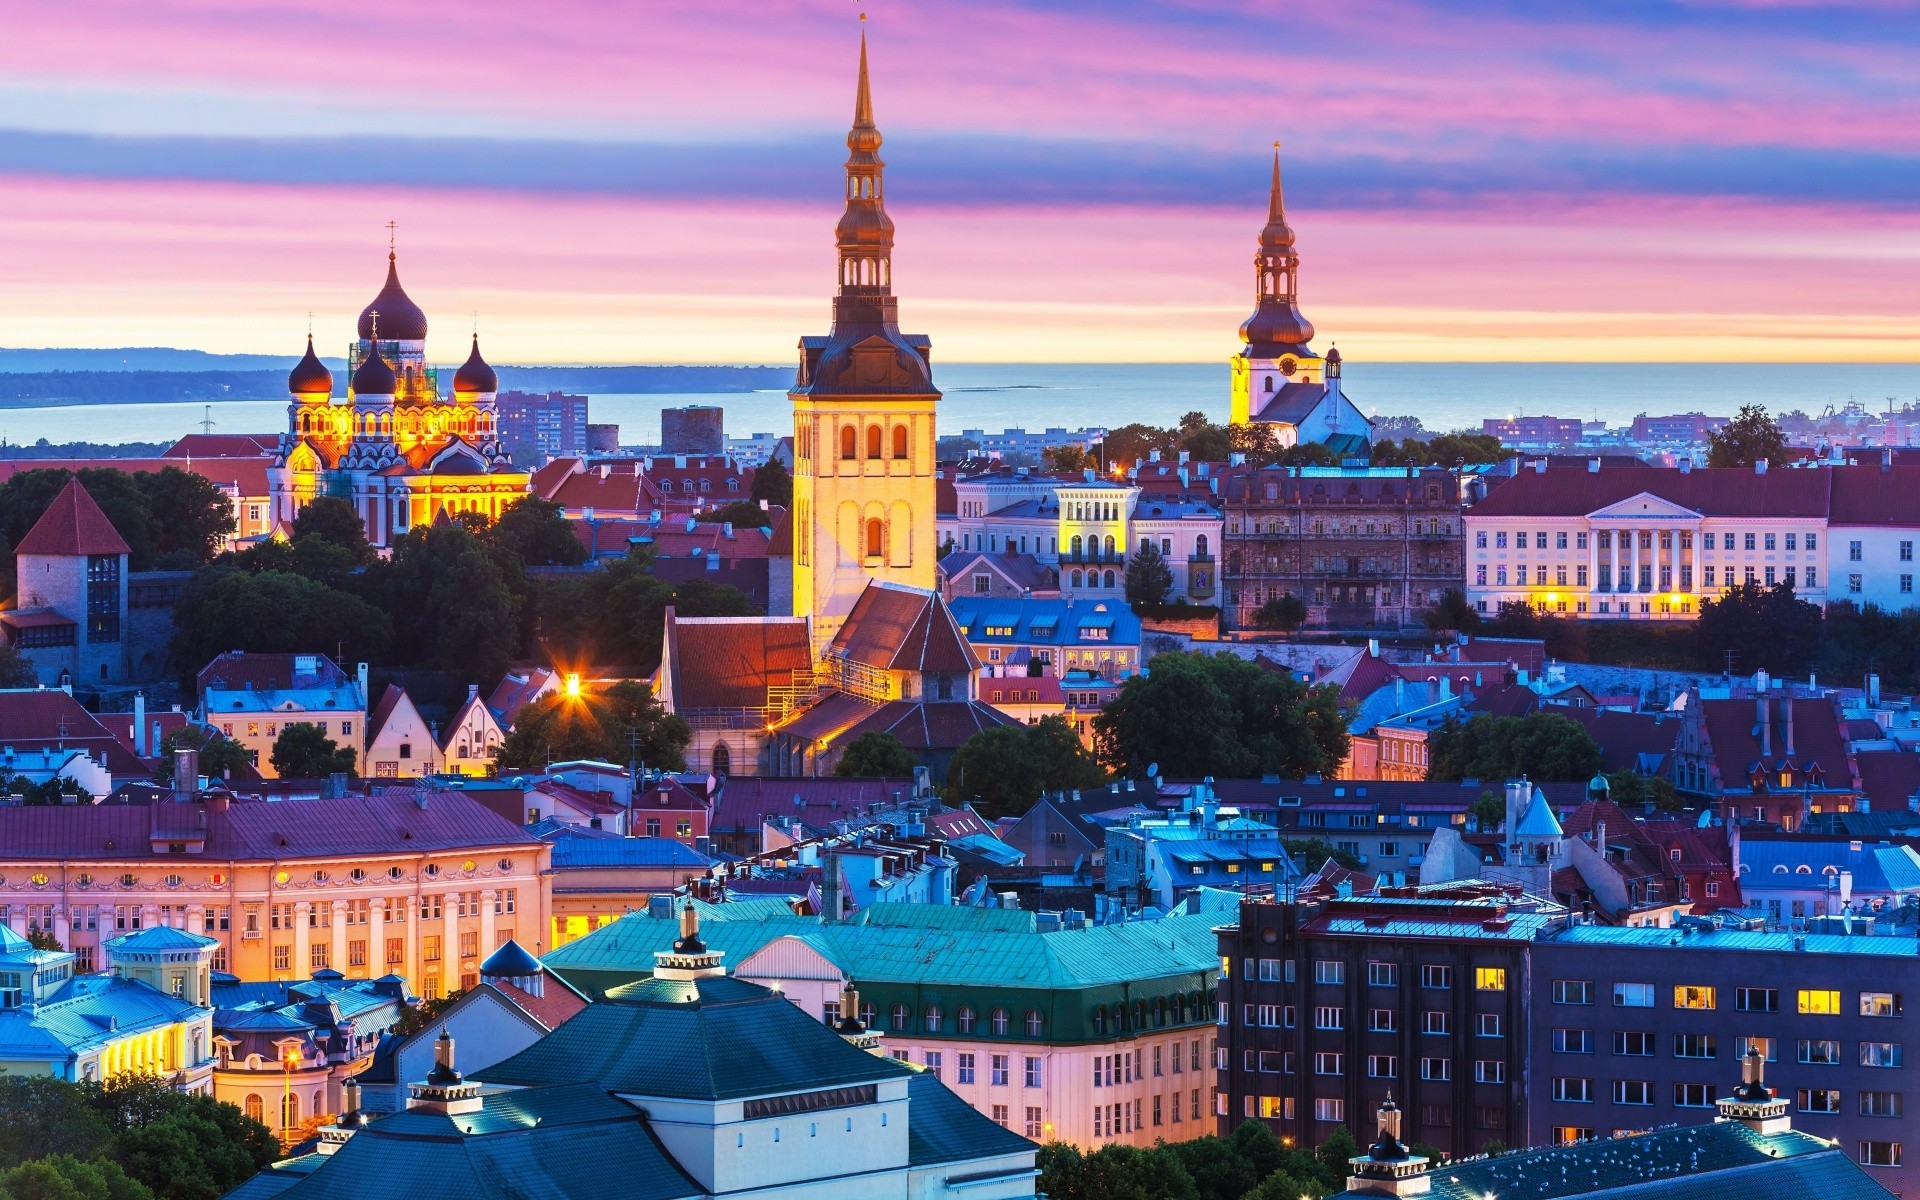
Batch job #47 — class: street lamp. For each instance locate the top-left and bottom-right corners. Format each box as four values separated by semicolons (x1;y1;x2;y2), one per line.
282;1045;301;1143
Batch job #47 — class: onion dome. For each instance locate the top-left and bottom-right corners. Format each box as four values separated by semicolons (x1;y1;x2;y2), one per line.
288;335;333;400
1239;299;1315;349
1325;346;1341;366
356;251;428;342
452;334;498;397
352;344;397;396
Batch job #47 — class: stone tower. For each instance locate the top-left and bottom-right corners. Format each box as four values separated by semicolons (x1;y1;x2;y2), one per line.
789;25;940;646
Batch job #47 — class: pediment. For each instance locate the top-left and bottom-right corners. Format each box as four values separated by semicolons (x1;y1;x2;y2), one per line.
1588;491;1701;522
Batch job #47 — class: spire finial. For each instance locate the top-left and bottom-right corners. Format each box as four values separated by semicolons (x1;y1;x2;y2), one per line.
1269;143;1286;222
854;18;874;129
386;219;397;258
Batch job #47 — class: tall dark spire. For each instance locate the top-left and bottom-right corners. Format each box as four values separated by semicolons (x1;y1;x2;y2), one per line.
1239;145;1314;352
834;21;898;328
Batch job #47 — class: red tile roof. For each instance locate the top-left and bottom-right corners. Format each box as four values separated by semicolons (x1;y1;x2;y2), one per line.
831;583;978;674
840;699;1015;751
1828;465;1920;526
1561;708;1682;773
709;776;911;835
0;457;271;499
0;788;541;861
766;508;793;557
164;433;279;458
491;978;589;1031
1856;750;1920;812
0;689;148;776
488;668;558;728
632;778;707;813
1698;695;1850;789
197;652;349;695
583;521;775;560
16;478;131;557
97;709;190;757
368;684;409;743
1468;463;1831;519
663;615;812;711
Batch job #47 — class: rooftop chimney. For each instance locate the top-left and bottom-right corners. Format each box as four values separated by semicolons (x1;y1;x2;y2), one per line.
1757;695;1772;758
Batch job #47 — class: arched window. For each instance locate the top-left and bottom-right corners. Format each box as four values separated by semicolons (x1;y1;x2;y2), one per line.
1071;570;1083;588
1071;535;1083;558
1104;535;1115;557
892;425;909;459
860;1003;877;1027
841;426;857;459
282;1092;300;1129
727;478;739;492
1112;1003;1126;1031
1025;1010;1044;1037
867;425;883;458
1154;998;1166;1027
1093;1009;1108;1035
700;479;712;493
244;1095;263;1123
891;1003;909;1031
711;742;731;777
866;518;885;559
660;479;674;493
1196;534;1209;556
924;1005;942;1033
1264;376;1275;393
990;1007;1010;1035
1104;570;1115;588
958;1006;977;1033
1133;1001;1146;1029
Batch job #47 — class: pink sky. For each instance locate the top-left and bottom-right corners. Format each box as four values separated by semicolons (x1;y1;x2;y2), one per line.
0;0;1915;363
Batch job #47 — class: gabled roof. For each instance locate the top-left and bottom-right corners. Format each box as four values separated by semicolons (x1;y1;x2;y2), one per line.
367;684;416;745
487;668;558;728
837;699;1015;752
1468;462;1832;519
474;973;914;1100
164;434;279;459
1252;380;1331;426
16;478;131;557
831;583;977;673
0;688;149;776
662;614;811;711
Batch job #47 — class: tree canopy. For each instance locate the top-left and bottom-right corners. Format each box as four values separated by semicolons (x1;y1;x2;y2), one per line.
945;717;1107;819
495;681;690;771
269;722;357;778
1092;651;1347;779
1706;403;1788;469
832;731;919;779
1252;593;1307;632
0;467;235;573
1125;541;1173;605
1696;580;1822;676
1037;1121;1360;1200
157;726;252;782
749;456;791;507
168;568;393;680
484;497;588;566
1428;712;1602;782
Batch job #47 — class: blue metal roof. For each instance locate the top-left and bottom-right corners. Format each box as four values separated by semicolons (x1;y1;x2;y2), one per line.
949;596;1142;648
1549;924;1920;958
547;836;716;871
1737;840;1920;894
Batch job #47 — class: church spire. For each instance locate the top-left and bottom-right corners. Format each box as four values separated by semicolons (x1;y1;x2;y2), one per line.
834;20;898;327
1239;145;1314;352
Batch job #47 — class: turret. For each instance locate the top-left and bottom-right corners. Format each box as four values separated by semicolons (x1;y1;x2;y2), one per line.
1716;1043;1792;1134
1344;1096;1431;1196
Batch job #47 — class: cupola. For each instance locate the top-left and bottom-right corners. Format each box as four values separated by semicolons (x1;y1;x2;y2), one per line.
357;251;428;343
452;334;498;399
352;343;397;397
288;336;333;401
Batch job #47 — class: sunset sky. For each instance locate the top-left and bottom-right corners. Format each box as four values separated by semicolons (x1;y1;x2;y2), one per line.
0;0;1915;364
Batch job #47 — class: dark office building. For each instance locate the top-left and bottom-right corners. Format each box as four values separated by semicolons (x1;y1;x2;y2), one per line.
1214;882;1553;1161
1529;925;1918;1196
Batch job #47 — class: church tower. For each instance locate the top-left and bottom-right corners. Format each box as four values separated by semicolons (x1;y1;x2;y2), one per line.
789;24;940;646
1229;149;1324;427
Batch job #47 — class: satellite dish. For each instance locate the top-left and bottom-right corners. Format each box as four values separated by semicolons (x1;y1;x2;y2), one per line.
1146;763;1160;779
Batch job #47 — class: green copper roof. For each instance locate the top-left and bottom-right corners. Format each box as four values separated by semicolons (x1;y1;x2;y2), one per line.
904;1070;1035;1167
250;1085;702;1200
1417;1123;1889;1200
544;903;1218;996
473;974;914;1101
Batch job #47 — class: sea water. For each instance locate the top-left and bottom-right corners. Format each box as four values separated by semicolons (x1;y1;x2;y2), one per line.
0;362;1914;447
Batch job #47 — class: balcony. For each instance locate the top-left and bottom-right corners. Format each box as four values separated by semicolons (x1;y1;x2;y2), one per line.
1059;552;1125;567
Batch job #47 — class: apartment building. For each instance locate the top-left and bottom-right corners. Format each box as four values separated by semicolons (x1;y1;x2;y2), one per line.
1529;924;1920;1195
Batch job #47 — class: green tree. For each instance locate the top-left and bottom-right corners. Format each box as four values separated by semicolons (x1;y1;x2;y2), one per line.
1177;412;1231;462
1282;837;1362;872
1423;587;1481;635
1696;580;1821;676
1093;651;1347;780
485;497;588;566
1101;424;1178;472
1706;403;1788;469
1314;1125;1360;1182
1036;1144;1198;1200
697;499;773;530
132;468;236;568
26;929;62;952
0;643;38;688
1469;789;1504;831
1228;422;1283;467
832;731;919;779
1043;445;1095;473
946;717;1107;819
750;456;793;507
495;681;689;771
364;521;525;682
157;726;253;783
1605;769;1681;811
1240;1167;1320;1200
0;1077;114;1163
0;1156;152;1200
1252;593;1308;632
1125;541;1174;605
269;722;356;778
1428;712;1602;783
168;568;392;679
289;496;373;560
1162;1137;1258;1200
391;988;467;1038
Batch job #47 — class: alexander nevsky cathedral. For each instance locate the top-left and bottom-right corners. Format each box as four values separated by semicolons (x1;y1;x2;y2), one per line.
267;251;530;547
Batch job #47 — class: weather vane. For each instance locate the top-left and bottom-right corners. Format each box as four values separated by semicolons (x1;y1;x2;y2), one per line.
386;220;397;253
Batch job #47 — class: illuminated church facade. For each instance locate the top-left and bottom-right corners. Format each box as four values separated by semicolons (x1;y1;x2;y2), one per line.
267;256;530;547
789;29;941;648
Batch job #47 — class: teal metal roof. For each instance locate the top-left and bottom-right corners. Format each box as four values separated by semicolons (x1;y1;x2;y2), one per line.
853;903;1038;934
0;974;204;1065
473;975;914;1101
904;1070;1036;1167
1420;1122;1888;1200
1549;925;1920;957
252;1085;702;1200
104;926;220;954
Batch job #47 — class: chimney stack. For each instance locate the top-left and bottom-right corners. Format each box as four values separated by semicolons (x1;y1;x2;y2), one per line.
1757;695;1772;758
